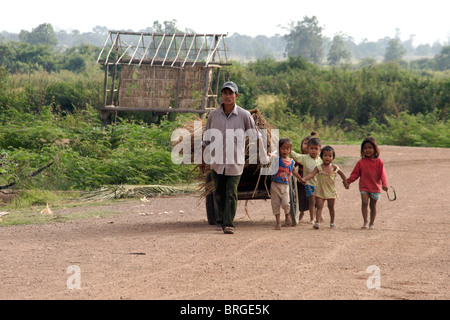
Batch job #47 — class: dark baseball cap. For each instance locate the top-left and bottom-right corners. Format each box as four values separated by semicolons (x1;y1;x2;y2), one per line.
221;81;238;93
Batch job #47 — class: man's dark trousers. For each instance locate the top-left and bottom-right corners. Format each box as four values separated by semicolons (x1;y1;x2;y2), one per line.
211;171;241;229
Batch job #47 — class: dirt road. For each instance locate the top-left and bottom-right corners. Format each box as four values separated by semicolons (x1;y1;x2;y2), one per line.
0;145;448;300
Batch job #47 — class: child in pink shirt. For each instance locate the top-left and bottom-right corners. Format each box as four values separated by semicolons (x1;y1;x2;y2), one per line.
347;137;388;229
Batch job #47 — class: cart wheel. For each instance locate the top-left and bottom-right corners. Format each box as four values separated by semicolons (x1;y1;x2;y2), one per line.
289;177;298;226
205;172;216;225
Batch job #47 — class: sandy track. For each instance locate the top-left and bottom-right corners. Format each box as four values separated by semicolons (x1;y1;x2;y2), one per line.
0;145;448;300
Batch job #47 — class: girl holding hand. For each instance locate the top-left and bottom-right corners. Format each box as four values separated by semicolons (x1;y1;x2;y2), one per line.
301;146;349;229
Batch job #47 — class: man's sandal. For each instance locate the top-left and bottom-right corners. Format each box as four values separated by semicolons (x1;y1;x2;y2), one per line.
223;226;235;234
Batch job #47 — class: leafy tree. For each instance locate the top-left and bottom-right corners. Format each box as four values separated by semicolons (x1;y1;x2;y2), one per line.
409;57;435;71
431;41;443;55
0;66;8;111
61;44;100;73
227;34;255;60
0;41;56;73
19;23;58;47
327;33;352;65
384;39;405;62
402;34;416;55
415;44;431;56
434;46;450;71
283;16;324;64
357;57;377;68
92;26;108;35
151;19;181;33
226;34;286;60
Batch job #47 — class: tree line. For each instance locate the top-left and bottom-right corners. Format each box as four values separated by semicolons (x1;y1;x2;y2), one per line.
226;55;449;124
0;20;448;128
1;18;449;67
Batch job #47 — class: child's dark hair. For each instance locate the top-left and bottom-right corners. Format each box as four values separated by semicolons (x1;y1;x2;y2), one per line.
300;135;311;154
320;145;335;159
307;131;321;147
361;136;380;158
279;137;292;149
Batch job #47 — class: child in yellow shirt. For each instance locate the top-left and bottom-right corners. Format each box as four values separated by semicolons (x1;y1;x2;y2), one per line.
290;134;322;224
301;146;349;229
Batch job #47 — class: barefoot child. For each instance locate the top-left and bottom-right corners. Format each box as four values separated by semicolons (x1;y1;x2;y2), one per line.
290;133;322;224
271;138;303;230
347;137;388;229
301;146;349;229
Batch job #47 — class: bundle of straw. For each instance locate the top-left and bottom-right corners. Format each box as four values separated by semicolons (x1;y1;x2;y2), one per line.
172;108;278;198
78;185;191;201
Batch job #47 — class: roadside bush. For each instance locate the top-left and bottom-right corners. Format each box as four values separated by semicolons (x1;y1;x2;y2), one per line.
382;111;450;147
0;106;194;190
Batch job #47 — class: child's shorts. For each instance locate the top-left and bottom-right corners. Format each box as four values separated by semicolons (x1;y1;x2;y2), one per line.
361;191;381;201
305;185;315;198
270;181;290;215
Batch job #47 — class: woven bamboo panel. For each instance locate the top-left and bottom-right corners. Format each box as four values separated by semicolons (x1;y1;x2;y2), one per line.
118;65;210;110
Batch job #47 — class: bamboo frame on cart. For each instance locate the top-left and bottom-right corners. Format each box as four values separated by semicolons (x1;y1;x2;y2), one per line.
97;31;230;123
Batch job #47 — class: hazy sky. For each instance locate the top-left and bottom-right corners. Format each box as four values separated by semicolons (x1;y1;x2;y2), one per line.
2;0;449;45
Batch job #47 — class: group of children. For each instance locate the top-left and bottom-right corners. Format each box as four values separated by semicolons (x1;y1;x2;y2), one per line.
270;132;388;230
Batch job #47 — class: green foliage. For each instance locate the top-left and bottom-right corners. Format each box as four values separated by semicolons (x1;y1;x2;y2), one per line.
19;23;58;47
0;39;101;74
434;46;450;71
10;189;61;207
382;112;450;147
0;105;194;190
384;39;406;62
283;16;324;63
227;58;449;127
257;94;449;149
226;34;286;61
0;41;57;73
0;70;103;114
327;33;352;66
258;94;349;147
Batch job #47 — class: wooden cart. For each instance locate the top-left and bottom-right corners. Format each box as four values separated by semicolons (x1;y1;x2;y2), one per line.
205;164;299;226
